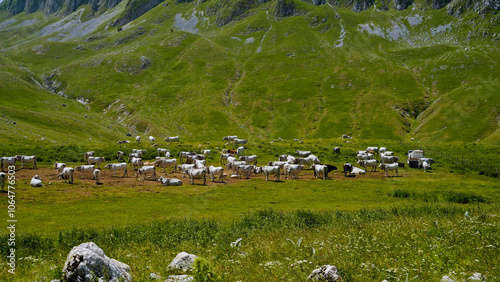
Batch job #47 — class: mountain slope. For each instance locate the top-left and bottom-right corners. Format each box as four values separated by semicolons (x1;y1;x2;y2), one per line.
0;0;499;145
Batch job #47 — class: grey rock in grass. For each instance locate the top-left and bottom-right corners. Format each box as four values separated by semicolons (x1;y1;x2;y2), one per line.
308;265;340;281
442;275;455;282
150;272;162;279
165;274;194;282
168;252;197;271
468;273;485;280
62;242;131;282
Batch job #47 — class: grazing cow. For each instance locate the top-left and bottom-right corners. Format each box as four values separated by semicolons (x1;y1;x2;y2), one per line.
188;168;206;185
93;169;100;184
312;164;337;179
54;162;66;173
1;157;17;172
222;136;238;142
234;138;248;146
342;163;353;177
87;157;105;169
105;163;128;177
227;156;238;164
158;176;183;186
137;166;156;181
220;153;233;165
295;158;313;169
15;155;37;169
236;146;245;156
154;158;177;172
179;151;196;164
206;166;224;182
128;153;140;163
75;165;96;179
178;164;196;178
279;154;290;161
58;167;75;183
342;134;352;139
201;149;211;158
237;165;254;179
379;163;399;177
149;136;156;145
195;159;207;169
84;151;95;162
379;147;387;153
381;155;399;164
366;147;379;153
227;161;247;173
287;155;297;164
239;155;257;165
381;151;394;157
136;136;141;143
422;161;430;172
185;154;205;164
333;147;340;154
131;149;147;157
357;153;374;161
268;161;288;174
262;166;281;181
117;151;125;161
157;148;170;157
30;175;43;187
130;157;142;170
286;164;305;179
306;154;321;165
0;172;5;191
165;136;180;142
117;140;130;144
295;150;311;157
357;159;377;172
418;158;434;168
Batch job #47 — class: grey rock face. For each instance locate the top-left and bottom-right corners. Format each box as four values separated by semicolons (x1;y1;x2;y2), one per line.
275;0;296;17
63;242;131;282
394;0;413;10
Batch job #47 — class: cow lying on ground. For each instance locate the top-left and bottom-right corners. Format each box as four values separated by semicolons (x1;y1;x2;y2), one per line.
158;176;183;186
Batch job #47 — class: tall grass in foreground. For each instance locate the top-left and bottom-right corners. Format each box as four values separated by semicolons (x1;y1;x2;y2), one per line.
1;205;498;281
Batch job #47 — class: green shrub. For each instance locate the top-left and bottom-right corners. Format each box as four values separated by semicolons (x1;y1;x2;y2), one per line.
192;257;223;282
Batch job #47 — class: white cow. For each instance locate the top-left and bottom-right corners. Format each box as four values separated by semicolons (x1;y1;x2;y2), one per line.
262;165;280;181
165;136;179;142
149;136;156;144
75;165;96;179
227;156;237;165
130;157;143;170
157;148;170;157
30;175;43;187
379;163;399;177
15;155;37;169
234;138;248;146
105;163;128;177
236;146;245;156
158;176;183;186
379;147;387;153
381;155;399;164
357;153;374;161
54;162;66;173
117;151;125;161
295;150;311;157
237;165;254;179
195;159;206;169
84;151;95;161
206;166;224;182
268;161;288;174
422;161;431;172
201;149;211;158
279;154;290;161
87;157;105;168
239;155;257;165
220;153;233;165
313;165;328;180
1;157;17;172
227;161;247;173
58;167;75;183
366;147;379;153
137;166;156;181
381;151;394;157
188;168;206;185
222;135;238;142
93;169;100;184
295;158;313;169
357;159;377;172
418;158;434;168
154;158;177;172
131;149;147;157
287;155;297;164
306;154;321;165
178;164;196;178
286;164;305;179
136;136;141;143
0;172;5;191
179;151;196;164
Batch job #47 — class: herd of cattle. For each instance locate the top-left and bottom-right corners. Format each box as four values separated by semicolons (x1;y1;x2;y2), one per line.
0;136;433;191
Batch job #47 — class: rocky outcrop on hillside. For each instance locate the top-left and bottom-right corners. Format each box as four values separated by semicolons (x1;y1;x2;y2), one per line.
1;0;123;16
112;0;164;27
275;0;296;17
394;0;413;10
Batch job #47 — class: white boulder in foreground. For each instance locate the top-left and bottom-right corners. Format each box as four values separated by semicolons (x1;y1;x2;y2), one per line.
469;273;486;280
165;274;194;282
308;265;340;281
63;242;131;282
168;252;197;271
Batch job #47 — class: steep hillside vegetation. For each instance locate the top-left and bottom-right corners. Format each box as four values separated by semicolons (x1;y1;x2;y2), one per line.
0;0;499;145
